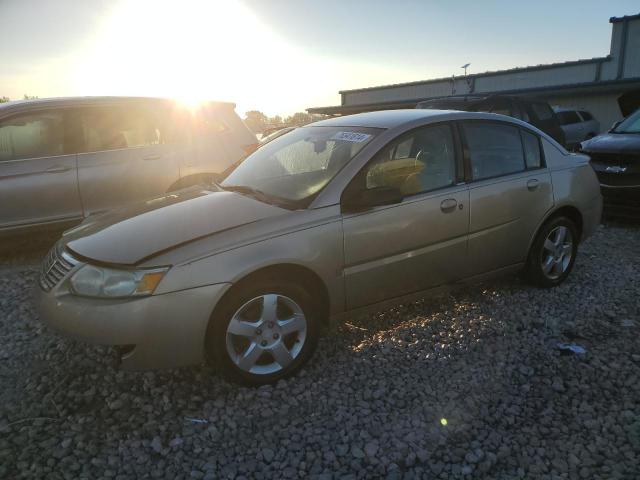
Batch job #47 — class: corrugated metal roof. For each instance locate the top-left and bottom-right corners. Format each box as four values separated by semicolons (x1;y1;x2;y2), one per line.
610;13;640;23
309;78;640;115
339;57;610;95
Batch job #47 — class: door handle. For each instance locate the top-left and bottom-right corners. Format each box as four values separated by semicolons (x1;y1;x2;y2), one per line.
45;165;72;173
143;154;162;161
527;179;539;191
440;198;458;212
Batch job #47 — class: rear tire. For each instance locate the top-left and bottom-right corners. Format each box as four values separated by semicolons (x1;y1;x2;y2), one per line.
206;280;319;386
525;216;578;288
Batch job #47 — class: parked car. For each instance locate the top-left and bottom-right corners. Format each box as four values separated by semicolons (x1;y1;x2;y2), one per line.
259;126;296;147
37;109;602;385
581;108;640;217
416;94;566;146
0;96;257;237
554;107;600;150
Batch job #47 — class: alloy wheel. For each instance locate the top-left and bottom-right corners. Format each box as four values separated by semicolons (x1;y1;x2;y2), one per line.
225;294;307;375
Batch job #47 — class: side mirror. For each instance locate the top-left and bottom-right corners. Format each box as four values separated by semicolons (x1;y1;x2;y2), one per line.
342;186;403;212
609;120;621;132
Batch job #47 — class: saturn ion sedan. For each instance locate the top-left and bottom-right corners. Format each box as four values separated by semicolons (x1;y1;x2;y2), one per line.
37;110;602;385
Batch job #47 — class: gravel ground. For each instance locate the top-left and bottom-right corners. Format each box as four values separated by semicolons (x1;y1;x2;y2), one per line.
1;223;639;480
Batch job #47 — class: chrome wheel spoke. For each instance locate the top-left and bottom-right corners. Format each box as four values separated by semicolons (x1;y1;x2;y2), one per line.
544;238;556;252
561;243;572;256
270;342;294;368
238;342;263;370
279;313;306;336
227;318;258;337
554;226;567;246
261;294;279;324
542;256;554;274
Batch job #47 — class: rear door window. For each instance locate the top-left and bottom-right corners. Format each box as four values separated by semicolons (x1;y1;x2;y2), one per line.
0;111;65;161
579;111;593;121
79;106;164;153
462;122;525;180
556;111;581;125
530;103;554;121
481;97;513;117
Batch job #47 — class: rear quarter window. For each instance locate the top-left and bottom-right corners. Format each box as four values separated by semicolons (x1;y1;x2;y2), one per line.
530;103;554;121
556;111;581;125
579;111;593;121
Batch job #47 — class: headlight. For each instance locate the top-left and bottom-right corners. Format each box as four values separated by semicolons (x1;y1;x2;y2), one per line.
69;264;168;298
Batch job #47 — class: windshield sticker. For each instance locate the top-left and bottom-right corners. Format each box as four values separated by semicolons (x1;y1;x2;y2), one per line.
331;132;372;143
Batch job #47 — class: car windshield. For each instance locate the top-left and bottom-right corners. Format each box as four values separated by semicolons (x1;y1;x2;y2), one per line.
613;110;640;134
221;125;382;207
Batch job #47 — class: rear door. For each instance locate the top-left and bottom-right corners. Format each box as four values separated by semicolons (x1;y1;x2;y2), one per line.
342;123;469;309
527;102;566;146
556;111;584;146
188;103;257;179
0;109;82;231
461;121;553;276
76;102;181;216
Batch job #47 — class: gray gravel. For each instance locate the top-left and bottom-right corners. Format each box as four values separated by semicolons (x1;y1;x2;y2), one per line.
1;223;639;479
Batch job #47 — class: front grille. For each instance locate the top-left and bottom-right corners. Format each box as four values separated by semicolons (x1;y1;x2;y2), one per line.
39;246;79;292
589;152;640;188
589;152;640;165
597;172;640;187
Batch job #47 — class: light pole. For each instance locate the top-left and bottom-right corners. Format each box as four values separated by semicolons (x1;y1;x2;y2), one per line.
461;63;470;77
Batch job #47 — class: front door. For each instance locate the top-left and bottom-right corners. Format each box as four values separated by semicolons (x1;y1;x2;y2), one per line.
75;103;181;216
460;121;554;276
0;109;82;231
342;123;469;309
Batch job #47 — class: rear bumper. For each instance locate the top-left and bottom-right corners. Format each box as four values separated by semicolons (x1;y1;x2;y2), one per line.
36;281;230;370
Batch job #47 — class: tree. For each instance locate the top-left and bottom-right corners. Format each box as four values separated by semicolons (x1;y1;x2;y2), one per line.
0;96;9;103
285;112;314;126
244;110;269;134
23;94;38;100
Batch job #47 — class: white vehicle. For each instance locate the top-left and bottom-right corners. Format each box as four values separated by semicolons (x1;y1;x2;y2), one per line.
554;108;600;150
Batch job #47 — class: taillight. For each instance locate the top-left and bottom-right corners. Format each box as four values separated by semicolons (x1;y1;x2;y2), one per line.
243;143;258;155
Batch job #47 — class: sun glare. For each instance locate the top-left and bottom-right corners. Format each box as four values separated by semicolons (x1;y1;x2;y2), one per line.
71;0;324;115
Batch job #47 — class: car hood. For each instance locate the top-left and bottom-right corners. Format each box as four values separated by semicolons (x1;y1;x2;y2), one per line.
63;187;287;265
582;133;640;154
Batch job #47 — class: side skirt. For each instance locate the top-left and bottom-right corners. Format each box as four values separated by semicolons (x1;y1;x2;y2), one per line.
330;263;524;322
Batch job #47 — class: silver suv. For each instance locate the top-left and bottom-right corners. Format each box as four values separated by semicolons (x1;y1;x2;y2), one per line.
554;108;600;150
0;96;257;236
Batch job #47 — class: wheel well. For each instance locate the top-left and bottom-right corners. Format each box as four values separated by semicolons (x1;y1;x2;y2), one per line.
546;206;584;240
214;264;331;326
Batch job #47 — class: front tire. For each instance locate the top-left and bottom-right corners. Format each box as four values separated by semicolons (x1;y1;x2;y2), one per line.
525;216;578;288
207;281;319;386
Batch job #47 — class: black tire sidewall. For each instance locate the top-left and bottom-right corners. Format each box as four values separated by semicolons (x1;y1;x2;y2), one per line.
527;216;579;288
207;282;319;386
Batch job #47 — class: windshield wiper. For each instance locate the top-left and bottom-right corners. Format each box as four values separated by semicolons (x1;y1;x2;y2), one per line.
222;185;299;209
223;184;269;200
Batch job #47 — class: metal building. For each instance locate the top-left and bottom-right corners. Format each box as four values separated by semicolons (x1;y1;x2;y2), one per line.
308;14;640;132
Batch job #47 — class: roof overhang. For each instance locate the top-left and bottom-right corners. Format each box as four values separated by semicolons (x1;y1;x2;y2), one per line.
307;78;640;116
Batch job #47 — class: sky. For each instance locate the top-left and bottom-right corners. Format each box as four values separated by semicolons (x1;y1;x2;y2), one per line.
0;0;638;117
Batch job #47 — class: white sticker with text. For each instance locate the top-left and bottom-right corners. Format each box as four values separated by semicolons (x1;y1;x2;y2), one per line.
331;132;372;143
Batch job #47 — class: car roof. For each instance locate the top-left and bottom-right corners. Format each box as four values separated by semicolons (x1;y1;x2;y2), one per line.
310;109;523;129
0;96;235;113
